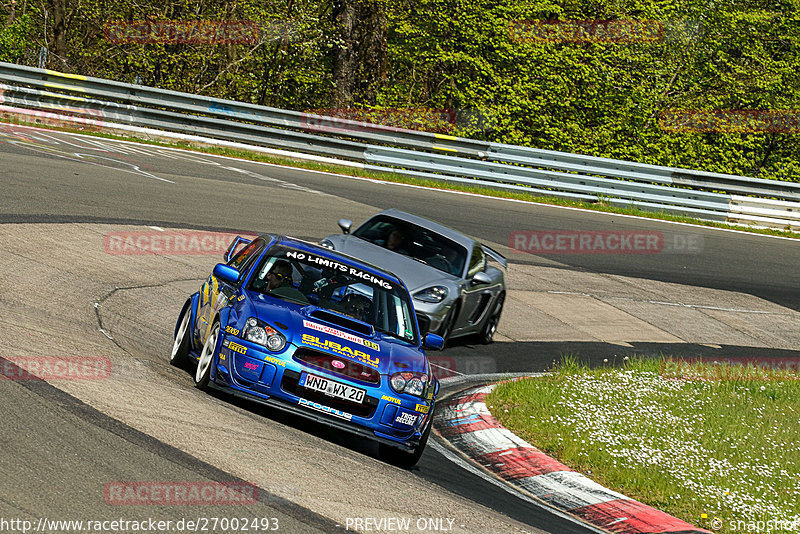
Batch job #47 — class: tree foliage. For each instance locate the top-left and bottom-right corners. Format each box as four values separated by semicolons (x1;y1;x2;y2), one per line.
0;0;798;180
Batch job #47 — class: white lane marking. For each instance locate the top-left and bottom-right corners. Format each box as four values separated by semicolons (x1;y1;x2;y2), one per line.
546;290;790;315
516;471;629;509
430;362;468;376
149;226;165;231
18;126;800;242
448;427;535;456
5;138;175;183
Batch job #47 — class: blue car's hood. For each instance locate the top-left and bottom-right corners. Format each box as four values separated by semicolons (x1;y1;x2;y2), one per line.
249;294;427;375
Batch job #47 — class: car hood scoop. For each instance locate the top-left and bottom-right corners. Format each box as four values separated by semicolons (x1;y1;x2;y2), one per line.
252;298;428;375
307;309;373;337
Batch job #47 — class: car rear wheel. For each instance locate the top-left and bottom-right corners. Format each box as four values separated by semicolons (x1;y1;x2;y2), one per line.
478;293;504;345
378;408;434;469
195;321;219;390
170;306;191;368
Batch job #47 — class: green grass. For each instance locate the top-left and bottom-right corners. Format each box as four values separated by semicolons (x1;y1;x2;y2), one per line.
488;357;800;533
2;116;799;240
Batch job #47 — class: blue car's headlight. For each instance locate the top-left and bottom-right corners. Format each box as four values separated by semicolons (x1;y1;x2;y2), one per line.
242;317;286;352
390;372;429;397
413;286;448;303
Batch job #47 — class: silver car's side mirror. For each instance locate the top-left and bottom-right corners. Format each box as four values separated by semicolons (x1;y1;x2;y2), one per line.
338;218;353;234
471;271;492;286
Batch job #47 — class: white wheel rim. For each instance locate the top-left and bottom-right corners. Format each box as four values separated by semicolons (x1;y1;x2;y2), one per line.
170;311;190;361
196;326;218;383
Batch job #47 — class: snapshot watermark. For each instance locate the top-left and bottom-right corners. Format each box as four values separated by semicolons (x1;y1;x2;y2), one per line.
660;109;800;134
509;19;664;43
0;356;112;381
341;517;457;531
708;516;800;532
510;230;704;255
103;482;259;506
103;231;256;256
103;20;285;45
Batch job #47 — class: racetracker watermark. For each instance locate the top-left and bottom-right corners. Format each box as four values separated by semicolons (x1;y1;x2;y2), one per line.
104;20;263;45
660;109;800;134
0;356;112;381
509;19;663;43
104;231;257;256
510;230;703;254
0;85;104;131
428;355;496;379
0;517;279;533
303;108;460;134
686;357;800;372
104;482;259;506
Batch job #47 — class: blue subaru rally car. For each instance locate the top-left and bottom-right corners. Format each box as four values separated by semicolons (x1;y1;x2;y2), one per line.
170;234;444;467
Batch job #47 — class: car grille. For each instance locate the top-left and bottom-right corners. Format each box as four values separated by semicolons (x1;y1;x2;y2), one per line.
281;370;378;418
293;348;381;385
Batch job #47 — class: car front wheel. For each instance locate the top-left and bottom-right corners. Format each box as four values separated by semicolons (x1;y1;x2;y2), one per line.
195;321;219;390
170;305;191;368
378;408;434;469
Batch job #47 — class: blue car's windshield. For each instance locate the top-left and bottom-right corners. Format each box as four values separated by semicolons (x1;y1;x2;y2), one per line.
247;246;418;344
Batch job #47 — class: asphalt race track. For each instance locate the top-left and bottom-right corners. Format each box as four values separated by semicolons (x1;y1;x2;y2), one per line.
1;124;798;533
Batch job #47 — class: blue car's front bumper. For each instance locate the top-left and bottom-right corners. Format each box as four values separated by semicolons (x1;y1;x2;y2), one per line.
204;333;434;452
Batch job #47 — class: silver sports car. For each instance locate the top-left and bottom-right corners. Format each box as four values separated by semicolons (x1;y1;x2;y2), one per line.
320;209;506;347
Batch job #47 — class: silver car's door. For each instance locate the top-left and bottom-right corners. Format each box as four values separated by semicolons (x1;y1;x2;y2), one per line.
455;245;494;332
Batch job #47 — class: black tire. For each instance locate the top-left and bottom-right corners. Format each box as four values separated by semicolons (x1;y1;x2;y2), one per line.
439;304;459;349
478;293;505;345
169;305;192;369
378;408;434;469
194;321;219;390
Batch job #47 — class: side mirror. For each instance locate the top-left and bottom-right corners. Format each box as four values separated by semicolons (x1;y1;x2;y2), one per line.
423;333;444;351
471;271;492;286
213;263;240;284
338;218;353;234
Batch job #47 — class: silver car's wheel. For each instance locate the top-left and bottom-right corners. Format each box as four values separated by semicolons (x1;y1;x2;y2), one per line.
170;307;191;367
439;304;459;349
478;293;504;345
195;321;219;390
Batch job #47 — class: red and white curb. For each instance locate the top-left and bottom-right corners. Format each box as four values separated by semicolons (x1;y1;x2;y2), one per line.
434;384;711;534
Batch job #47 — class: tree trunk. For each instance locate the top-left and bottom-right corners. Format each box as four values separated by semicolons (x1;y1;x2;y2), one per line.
331;0;387;108
51;0;67;66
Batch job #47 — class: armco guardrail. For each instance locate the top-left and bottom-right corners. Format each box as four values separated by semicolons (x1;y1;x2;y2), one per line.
1;61;799;231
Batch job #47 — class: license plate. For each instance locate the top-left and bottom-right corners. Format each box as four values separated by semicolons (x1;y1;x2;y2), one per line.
300;373;366;404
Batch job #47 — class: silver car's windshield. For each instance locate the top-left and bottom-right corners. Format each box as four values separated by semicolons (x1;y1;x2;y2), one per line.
352;215;467;277
248;246;418;344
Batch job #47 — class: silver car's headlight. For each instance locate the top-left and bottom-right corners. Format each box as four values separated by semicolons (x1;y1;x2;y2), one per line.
242;317;286;352
319;239;335;250
413;286;448;303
